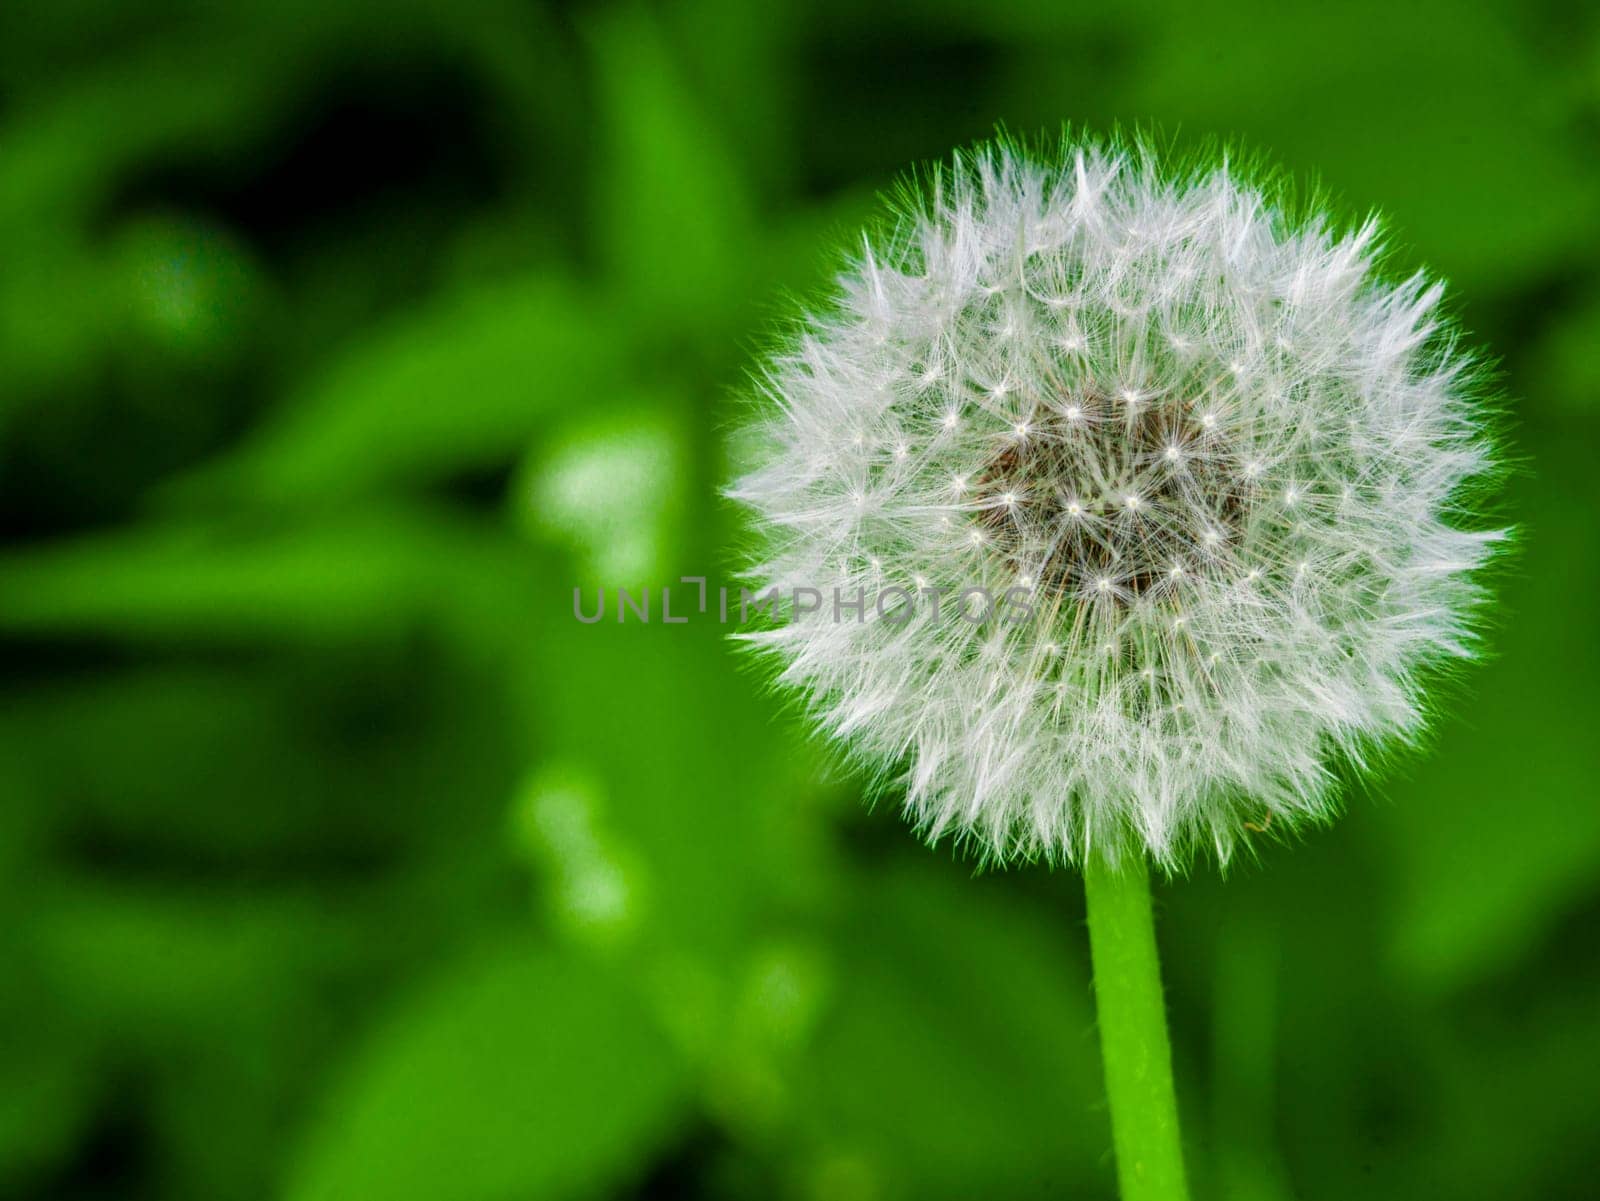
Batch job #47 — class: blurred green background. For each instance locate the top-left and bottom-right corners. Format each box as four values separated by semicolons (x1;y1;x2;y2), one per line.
1;2;1597;1199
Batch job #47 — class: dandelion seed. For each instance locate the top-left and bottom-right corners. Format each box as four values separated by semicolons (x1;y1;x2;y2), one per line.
729;136;1503;868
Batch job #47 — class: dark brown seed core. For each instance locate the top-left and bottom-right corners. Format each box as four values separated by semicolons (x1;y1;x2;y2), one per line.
975;391;1252;602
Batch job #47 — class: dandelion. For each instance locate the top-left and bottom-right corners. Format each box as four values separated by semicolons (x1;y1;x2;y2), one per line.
731;138;1498;867
728;135;1503;1200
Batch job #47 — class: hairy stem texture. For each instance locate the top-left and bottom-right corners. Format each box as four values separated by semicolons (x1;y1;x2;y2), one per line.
1084;855;1190;1201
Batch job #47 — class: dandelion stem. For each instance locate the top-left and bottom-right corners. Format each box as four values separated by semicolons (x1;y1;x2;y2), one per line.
1084;853;1190;1201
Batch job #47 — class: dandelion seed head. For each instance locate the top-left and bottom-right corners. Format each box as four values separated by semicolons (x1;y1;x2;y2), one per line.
729;136;1503;869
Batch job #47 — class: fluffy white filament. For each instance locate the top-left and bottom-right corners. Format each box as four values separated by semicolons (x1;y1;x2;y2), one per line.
729;138;1501;869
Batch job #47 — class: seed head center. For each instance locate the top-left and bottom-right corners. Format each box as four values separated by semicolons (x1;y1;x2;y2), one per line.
976;390;1250;601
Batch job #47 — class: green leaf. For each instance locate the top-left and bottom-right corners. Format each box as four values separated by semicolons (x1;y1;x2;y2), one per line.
34;882;320;1045
514;403;691;585
0;950;97;1194
170;278;620;507
1529;291;1600;414
2;656;521;861
791;854;1108;1199
1113;0;1597;294
524;613;827;962
1377;429;1600;993
285;940;687;1201
0;506;540;650
587;6;758;333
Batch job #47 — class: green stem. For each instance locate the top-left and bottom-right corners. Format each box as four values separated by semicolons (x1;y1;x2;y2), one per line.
1084;853;1190;1201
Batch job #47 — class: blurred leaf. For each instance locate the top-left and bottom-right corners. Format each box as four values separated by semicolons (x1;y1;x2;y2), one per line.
35;882;325;1046
1112;0;1597;294
0;40;275;232
0;241;118;403
526;618;826;970
284;939;687;1201
512;762;650;948
1;655;520;864
1378;423;1600;993
0;506;540;650
109;213;266;365
1529;291;1600;414
0;1033;96;1196
702;938;834;1131
671;0;797;193
30;875;524;1201
0;0;562;229
1167;837;1415;1201
587;6;759;335
515;403;691;584
0;947;98;1195
790;855;1108;1199
169;278;621;507
31;882;351;1201
1399;991;1600;1199
1207;913;1293;1201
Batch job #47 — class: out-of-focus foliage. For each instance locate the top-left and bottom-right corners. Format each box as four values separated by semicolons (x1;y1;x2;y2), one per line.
0;2;1595;1200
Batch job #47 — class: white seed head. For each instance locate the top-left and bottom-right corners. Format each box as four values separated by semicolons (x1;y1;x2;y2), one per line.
729;137;1503;869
